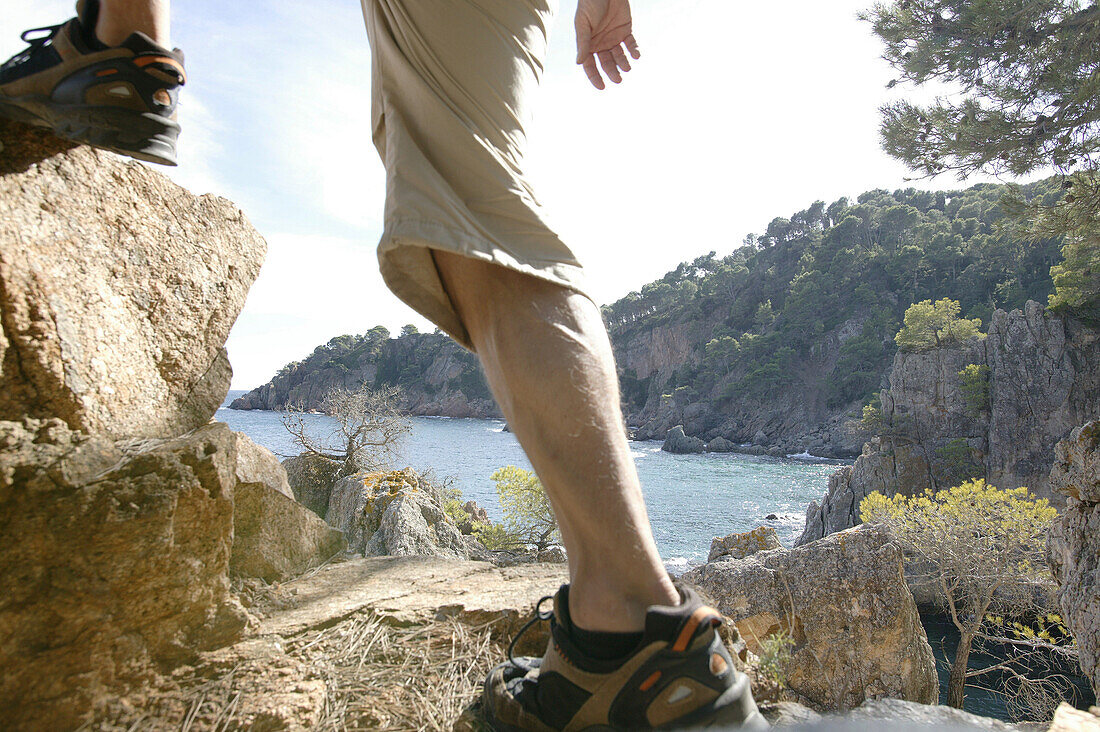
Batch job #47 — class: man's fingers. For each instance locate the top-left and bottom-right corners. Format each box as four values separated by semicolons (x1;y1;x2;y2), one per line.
611;45;631;73
624;33;641;59
598;50;621;84
581;56;605;90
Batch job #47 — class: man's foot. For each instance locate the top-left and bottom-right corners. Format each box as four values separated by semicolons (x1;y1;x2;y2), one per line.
0;0;185;165
484;584;767;730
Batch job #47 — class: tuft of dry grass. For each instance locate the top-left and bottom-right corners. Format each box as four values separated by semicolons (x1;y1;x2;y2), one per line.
287;613;502;731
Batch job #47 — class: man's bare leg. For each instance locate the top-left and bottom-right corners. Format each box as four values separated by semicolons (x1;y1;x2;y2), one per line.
95;0;170;47
433;250;678;632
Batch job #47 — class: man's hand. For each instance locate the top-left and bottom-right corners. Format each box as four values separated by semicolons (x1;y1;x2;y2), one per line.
575;0;640;90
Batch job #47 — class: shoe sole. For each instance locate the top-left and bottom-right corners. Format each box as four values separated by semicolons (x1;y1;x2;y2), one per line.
0;94;178;166
482;664;769;731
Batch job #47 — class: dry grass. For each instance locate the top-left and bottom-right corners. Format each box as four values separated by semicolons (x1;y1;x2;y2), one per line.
287;613;501;731
84;611;507;731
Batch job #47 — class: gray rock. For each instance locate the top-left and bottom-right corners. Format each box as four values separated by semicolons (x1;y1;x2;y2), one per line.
663;425;705;454
231;440;346;583
0;119;266;439
283;453;344;517
236;433;294;499
760;701;821;727
1047;421;1100;696
847;698;1021;729
537;546;567;563
325;469;467;559
707;436;736;452
685;525;937;711
800;304;1100;545
456;499;490;534
0;419;252;729
709;526;782;562
753;430;768;445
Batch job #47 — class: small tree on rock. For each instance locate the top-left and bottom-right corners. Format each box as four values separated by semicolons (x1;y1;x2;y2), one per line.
492;466;560;552
860;480;1067;714
895;298;983;351
283;384;410;477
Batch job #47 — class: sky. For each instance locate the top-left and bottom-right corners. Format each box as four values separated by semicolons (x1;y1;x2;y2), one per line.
4;0;1011;389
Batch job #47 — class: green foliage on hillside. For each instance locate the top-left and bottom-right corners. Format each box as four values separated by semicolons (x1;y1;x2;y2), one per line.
865;0;1100;322
602;180;1064;411
268;324;490;403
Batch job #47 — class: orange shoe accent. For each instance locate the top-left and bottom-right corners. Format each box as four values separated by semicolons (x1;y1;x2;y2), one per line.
134;55;186;83
710;652;728;676
95;68;119;76
672;606;721;652
640;671;662;692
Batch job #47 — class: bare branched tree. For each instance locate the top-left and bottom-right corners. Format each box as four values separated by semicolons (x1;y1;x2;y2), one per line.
282;385;410;476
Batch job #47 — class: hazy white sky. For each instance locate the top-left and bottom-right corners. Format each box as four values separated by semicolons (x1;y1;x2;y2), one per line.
5;0;999;388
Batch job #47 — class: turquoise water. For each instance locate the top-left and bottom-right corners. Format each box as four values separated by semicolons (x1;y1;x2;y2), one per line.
216;391;843;568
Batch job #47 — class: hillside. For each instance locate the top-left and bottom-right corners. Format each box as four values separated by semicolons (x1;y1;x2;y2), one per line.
232;180;1065;455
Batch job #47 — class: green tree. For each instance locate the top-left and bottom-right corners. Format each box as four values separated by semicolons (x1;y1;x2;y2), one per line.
491;466;560;551
400;324;419;337
864;1;1100;179
958;363;991;416
895;298;984;350
865;0;1100;316
861;481;1059;711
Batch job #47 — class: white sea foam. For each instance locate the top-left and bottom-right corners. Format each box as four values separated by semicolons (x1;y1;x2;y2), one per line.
786;450;826;461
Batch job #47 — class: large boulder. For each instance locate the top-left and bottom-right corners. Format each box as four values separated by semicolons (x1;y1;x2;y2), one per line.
1047;420;1100;696
684;524;937;711
231;442;346;583
0;419;253;729
0;119;265;439
325;469;468;558
283;452;345;517
663;424;705;454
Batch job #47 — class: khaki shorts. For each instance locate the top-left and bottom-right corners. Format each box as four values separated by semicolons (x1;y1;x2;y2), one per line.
361;0;591;350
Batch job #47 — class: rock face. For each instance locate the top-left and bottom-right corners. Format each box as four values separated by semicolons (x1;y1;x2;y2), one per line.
283;452;344;517
1047;421;1100;696
0;419;252;728
685;525;937;711
619;316;869;459
0;122;341;728
326;469;467;558
232;473;346;583
0;118;265;439
662;424;705;454
709;526;783;562
800;302;1100;545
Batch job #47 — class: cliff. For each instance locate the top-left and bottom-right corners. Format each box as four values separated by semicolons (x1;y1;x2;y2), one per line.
236;181;1064;457
230;328;500;418
799;301;1100;544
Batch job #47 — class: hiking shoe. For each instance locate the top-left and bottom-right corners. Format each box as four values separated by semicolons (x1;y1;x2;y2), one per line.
0;0;185;165
484;584;768;730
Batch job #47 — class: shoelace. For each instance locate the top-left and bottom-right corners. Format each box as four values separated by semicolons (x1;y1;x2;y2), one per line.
507;594;554;664
1;24;64;74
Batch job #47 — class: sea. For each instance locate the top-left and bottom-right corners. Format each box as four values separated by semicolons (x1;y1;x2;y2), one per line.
215;390;1093;719
216;391;844;571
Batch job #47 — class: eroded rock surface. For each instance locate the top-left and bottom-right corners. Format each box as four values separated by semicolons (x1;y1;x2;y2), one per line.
801;302;1100;545
685;524;937;711
326;469;467;558
0;119;265;439
1047;421;1100;696
0;419;252;729
709;526;782;562
663;424;705;454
